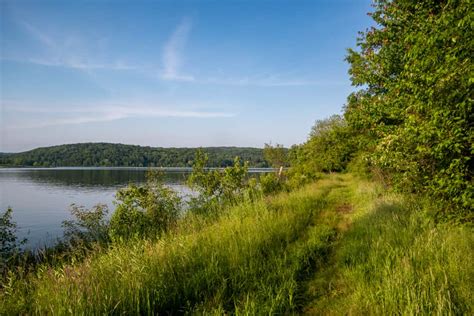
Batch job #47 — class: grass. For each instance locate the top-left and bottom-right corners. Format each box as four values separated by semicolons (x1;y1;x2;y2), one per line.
1;174;472;314
304;179;473;315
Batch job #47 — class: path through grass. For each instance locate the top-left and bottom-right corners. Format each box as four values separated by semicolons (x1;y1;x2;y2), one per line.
1;174;472;314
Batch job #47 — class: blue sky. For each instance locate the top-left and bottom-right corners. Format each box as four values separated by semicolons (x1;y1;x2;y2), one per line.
1;0;372;152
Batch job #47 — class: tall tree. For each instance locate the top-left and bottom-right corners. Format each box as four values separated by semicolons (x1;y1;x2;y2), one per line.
345;0;473;214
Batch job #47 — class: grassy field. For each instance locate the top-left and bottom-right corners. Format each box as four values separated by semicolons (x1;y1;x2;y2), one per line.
1;174;472;314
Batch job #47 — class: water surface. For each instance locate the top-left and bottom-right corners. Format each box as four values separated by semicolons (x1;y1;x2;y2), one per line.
0;168;191;248
0;167;270;249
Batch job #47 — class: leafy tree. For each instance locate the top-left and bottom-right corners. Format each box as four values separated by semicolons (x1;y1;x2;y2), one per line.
307;115;356;172
0;143;270;168
345;0;473;215
286;115;357;188
263;143;288;169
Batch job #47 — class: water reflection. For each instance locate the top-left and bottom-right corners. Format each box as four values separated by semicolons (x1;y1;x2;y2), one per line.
0;168;190;189
0;168;271;249
0;168;192;249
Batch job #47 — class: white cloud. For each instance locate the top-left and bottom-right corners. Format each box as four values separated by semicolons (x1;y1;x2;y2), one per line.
2;102;236;129
191;76;345;87
20;20;57;50
5;18;342;87
13;20;138;71
161;18;194;81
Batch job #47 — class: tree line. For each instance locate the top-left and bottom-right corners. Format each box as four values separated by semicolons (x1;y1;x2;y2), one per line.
286;0;472;219
0;143;269;168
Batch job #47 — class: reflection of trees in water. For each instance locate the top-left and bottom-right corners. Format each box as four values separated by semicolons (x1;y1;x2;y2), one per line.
1;169;190;189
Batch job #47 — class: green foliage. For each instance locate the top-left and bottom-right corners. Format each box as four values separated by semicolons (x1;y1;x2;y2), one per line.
109;171;181;241
287;115;357;188
0;208;26;273
344;0;473;215
62;204;110;247
263;143;288;168
0;175;343;315
259;172;285;195
2;175;471;314
306;115;356;172
187;149;259;214
0;143;269;168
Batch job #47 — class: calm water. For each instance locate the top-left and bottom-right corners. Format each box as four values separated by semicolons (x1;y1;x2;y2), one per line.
0;167;270;249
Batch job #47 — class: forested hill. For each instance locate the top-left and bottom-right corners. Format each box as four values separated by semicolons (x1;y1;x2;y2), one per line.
0;143;269;168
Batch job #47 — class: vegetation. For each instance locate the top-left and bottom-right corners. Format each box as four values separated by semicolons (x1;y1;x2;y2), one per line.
289;0;472;219
109;171;181;241
263;143;289;169
344;0;473;215
0;208;26;274
62;204;110;248
304;177;473;314
187;149;260;214
1;175;472;314
0;0;472;314
0;143;269;168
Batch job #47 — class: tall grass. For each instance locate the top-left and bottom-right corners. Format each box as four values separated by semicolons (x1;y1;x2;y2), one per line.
306;180;474;315
0;178;345;314
1;174;472;314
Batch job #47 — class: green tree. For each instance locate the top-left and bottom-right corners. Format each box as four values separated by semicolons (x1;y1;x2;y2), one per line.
263;143;288;169
287;115;357;188
345;0;473;215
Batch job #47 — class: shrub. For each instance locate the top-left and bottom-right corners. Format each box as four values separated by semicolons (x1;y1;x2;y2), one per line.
0;208;26;274
109;171;181;241
187;149;259;214
259;172;285;195
62;204;110;247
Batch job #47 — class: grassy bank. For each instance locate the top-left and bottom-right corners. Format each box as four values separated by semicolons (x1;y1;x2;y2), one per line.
304;178;473;314
1;174;472;314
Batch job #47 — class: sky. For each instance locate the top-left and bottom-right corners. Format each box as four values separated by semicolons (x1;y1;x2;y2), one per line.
0;0;373;152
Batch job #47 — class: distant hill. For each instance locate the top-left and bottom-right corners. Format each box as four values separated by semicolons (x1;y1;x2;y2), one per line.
0;143;269;168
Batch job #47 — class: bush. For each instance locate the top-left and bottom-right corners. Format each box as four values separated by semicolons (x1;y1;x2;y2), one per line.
62;204;110;247
187;149;259;214
0;208;26;274
109;171;181;241
259;172;285;195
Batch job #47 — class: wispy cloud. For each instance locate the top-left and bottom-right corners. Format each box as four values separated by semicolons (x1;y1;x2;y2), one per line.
190;76;345;87
161;17;194;81
20;20;57;50
3;102;236;129
3;57;139;71
11;19;138;71
5;17;341;87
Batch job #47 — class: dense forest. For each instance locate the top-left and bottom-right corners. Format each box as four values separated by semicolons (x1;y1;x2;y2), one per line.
0;143;269;168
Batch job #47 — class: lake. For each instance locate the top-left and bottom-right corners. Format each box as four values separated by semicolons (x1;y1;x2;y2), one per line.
0;167;271;249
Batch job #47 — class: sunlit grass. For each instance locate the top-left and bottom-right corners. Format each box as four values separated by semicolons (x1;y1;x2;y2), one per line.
305;179;473;315
1;174;472;314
